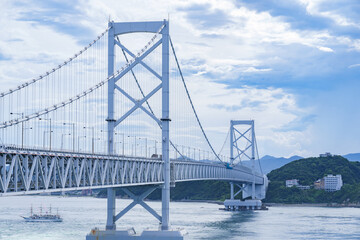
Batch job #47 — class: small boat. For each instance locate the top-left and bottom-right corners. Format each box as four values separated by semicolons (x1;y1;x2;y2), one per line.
22;205;63;222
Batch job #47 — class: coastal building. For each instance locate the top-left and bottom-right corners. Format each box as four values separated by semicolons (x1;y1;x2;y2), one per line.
286;179;310;190
286;179;299;187
314;179;324;190
319;152;332;157
324;174;343;191
313;174;342;191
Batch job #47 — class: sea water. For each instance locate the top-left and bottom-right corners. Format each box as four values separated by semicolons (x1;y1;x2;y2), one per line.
0;196;359;240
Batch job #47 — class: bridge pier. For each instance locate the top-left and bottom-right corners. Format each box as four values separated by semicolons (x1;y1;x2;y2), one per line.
230;182;234;200
224;177;268;211
86;229;185;240
224;199;263;211
86;186;184;240
106;188;116;230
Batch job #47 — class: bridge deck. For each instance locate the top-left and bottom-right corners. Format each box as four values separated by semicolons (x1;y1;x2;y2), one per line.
0;149;264;196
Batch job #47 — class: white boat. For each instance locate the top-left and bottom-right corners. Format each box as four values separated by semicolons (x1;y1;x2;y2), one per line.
22;205;63;222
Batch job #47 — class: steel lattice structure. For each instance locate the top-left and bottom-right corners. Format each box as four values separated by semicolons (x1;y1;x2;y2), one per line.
0;149;263;196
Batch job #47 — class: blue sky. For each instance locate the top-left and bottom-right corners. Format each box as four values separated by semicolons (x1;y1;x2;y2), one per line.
0;0;359;157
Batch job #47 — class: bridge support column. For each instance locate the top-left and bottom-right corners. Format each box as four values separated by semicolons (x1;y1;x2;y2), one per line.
230;182;234;200
161;19;170;232
106;188;116;230
104;18;117;233
251;121;256;200
107;21;116;155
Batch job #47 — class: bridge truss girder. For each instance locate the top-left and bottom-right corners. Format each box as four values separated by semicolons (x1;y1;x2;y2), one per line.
0;151;264;197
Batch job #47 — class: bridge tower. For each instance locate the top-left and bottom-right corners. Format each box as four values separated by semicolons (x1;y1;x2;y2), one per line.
88;20;183;239
225;120;268;210
229;120;256;200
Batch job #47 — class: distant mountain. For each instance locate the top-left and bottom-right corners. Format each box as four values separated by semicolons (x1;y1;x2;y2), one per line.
260;155;304;174
242;155;303;174
241;153;360;174
343;153;360;162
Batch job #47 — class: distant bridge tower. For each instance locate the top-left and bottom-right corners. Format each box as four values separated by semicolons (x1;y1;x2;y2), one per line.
225;120;268;210
229;120;256;200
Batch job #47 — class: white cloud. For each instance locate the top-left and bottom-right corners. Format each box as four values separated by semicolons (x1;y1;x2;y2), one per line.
299;0;359;28
0;1;86;88
348;63;360;68
317;46;334;52
243;67;272;73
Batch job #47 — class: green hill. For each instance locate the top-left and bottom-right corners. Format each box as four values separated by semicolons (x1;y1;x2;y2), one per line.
265;156;360;203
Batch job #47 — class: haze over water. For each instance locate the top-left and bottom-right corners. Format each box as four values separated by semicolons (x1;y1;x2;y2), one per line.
0;196;359;239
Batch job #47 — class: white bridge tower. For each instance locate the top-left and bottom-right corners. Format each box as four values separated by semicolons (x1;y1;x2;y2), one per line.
88;19;183;240
225;120;268;211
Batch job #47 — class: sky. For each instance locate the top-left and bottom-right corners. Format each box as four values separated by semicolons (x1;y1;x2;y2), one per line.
0;0;359;158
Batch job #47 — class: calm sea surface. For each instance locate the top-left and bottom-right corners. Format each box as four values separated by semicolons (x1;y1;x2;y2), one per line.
0;196;359;240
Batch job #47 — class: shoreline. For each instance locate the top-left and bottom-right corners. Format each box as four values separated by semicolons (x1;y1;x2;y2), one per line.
265;202;360;208
266;203;328;207
173;199;224;205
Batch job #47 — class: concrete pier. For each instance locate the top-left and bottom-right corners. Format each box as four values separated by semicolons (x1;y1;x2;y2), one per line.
86;228;185;240
224;199;263;210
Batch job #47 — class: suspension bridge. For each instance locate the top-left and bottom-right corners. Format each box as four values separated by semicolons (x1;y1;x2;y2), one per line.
0;20;267;239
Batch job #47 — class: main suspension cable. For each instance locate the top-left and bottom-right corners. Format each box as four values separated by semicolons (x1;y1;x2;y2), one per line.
216;127;230;160
0;27;110;98
254;133;263;175
169;36;223;163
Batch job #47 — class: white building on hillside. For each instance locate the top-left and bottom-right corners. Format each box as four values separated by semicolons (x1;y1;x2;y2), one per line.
319;152;332;157
324;174;343;191
286;179;299;187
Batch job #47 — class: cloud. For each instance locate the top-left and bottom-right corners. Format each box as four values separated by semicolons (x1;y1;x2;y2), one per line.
209;99;266;112
317;46;334;52
348;63;360;69
0;52;11;61
0;1;84;90
236;0;332;31
299;0;360;29
169;0;360;88
178;3;233;29
243;67;272;73
276;114;316;132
